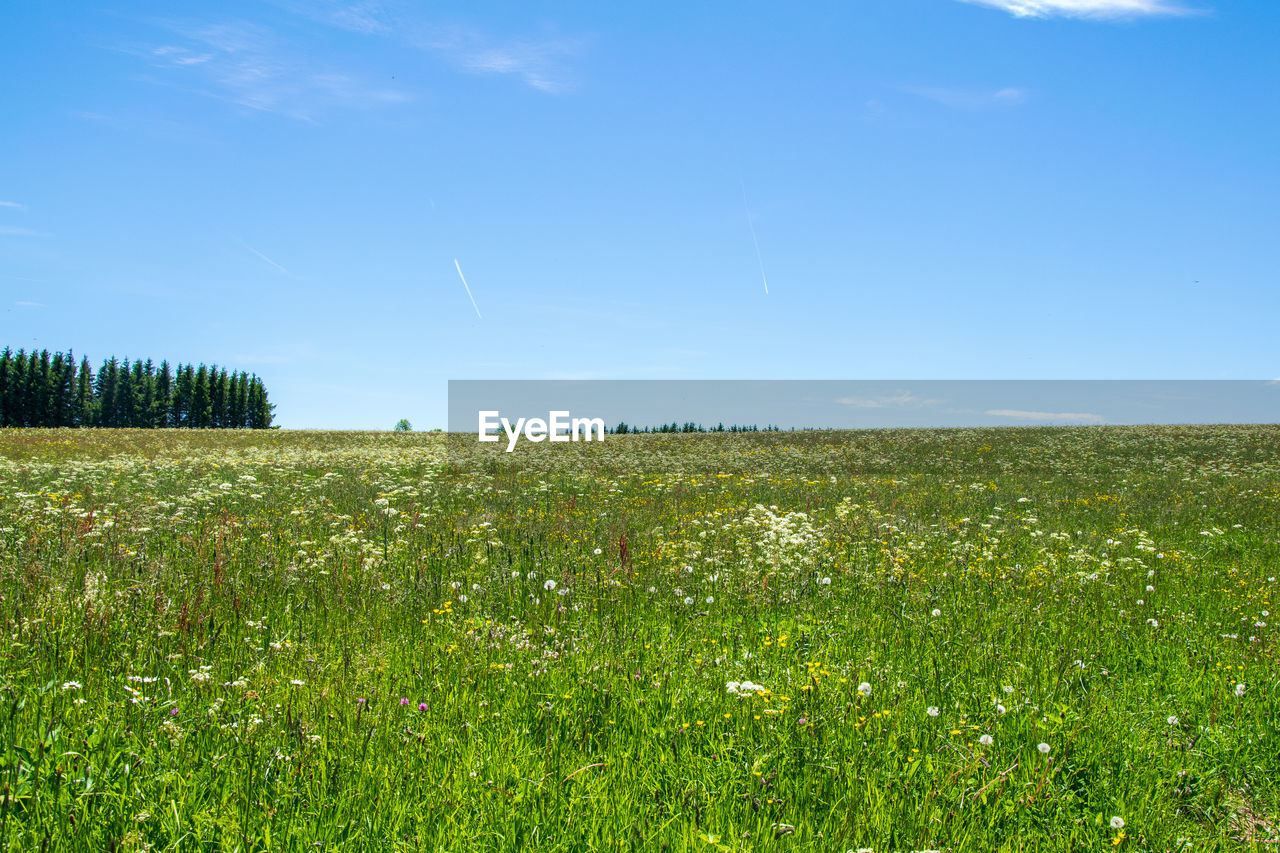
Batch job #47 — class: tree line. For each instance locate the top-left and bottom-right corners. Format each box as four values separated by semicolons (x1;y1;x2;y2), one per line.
0;348;274;429
609;422;782;434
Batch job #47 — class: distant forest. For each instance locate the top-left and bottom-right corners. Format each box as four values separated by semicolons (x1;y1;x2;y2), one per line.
0;348;273;429
609;422;782;434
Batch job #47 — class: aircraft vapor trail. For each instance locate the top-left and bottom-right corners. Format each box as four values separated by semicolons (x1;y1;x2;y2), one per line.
741;182;769;295
454;259;483;320
234;237;297;278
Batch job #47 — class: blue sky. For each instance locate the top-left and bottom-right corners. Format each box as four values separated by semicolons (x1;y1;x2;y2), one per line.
2;0;1277;429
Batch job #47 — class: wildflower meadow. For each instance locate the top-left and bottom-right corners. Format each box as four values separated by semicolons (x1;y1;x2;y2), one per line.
0;426;1275;851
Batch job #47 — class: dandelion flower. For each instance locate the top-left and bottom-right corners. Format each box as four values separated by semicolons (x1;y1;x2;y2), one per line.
1235;683;1246;697
979;734;993;747
1037;742;1051;754
1110;816;1125;829
1167;715;1179;726
593;548;603;555
926;706;940;718
543;579;557;591
931;608;942;617
857;682;872;697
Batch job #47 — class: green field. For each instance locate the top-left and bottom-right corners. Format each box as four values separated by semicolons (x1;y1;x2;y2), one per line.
0;426;1276;851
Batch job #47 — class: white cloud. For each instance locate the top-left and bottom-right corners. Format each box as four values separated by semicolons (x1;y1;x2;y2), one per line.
901;85;1028;109
138;20;414;121
0;226;44;236
281;2;583;92
958;0;1190;19
408;28;582;93
15;301;45;309
986;409;1105;424
0;201;24;210
837;391;942;408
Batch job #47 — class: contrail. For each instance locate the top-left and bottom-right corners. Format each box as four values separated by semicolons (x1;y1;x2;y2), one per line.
741;182;769;294
236;238;296;278
454;258;483;320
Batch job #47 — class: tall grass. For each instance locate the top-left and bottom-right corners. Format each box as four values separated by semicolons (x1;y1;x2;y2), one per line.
0;426;1275;850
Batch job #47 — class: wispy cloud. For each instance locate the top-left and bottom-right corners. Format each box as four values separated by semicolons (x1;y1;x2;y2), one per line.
836;391;942;408
15;301;45;309
136;19;414;121
280;1;583;92
986;409;1106;424
901;85;1028;109
957;0;1191;19
443;37;581;93
0;201;24;210
0;226;46;237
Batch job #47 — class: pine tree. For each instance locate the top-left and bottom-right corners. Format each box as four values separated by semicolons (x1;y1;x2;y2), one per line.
154;361;172;427
118;359;136;428
0;348;11;427
228;372;242;428
192;365;211;429
51;352;75;427
210;366;227;428
75;357;93;426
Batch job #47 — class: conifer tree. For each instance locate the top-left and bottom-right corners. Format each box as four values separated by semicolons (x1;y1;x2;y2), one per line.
75;357;93;426
192;365;211;428
154;361;172;427
118;359;136;428
0;348;11;427
228;372;242;428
